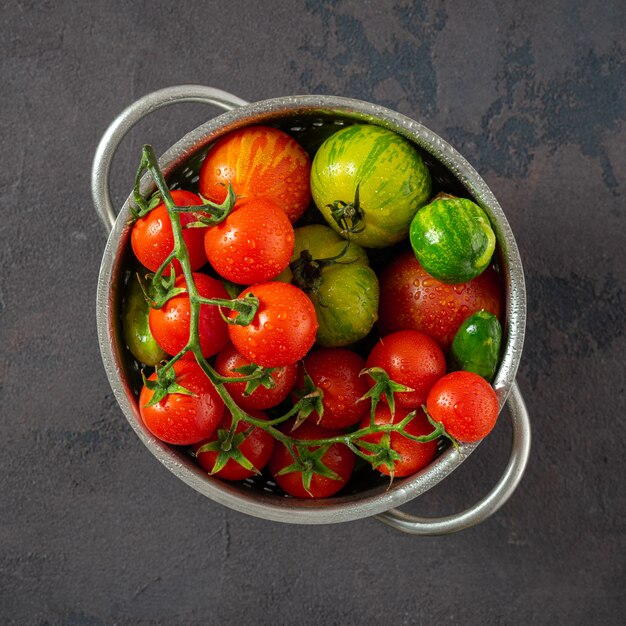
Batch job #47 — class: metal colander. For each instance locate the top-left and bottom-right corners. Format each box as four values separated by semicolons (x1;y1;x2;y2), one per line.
92;85;531;535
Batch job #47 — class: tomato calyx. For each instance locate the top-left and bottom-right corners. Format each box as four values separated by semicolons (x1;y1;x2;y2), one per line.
356;433;403;483
275;443;341;496
213;292;260;326
179;184;237;228
327;184;365;235
232;363;277;397
142;268;188;310
290;371;324;430
195;426;260;475
141;365;194;408
355;409;445;484
130;190;162;220
359;367;414;424
130;147;166;219
289;241;355;296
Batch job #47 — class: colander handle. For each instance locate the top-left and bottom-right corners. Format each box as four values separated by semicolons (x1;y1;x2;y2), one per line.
376;381;531;535
91;85;249;233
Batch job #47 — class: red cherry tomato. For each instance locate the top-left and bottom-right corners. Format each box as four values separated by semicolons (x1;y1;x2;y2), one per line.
130;190;207;274
293;348;370;430
199;125;311;224
148;272;229;358
426;371;499;443
365;330;446;410
269;421;355;498
357;405;438;477
192;408;275;481
227;282;318;368
139;360;224;445
204;197;294;285
214;343;298;411
377;249;503;349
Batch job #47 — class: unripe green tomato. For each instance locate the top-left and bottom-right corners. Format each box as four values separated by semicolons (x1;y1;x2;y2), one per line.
449;310;502;381
276;224;379;347
121;271;168;366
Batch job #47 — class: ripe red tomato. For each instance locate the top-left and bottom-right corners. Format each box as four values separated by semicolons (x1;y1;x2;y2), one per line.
365;330;446;410
204;197;294;285
377;249;503;350
293;348;370;430
139;360;224;445
227;282;318;368
130;190;207;274
269;421;355;498
426;371;499;442
214;343;298;411
192;408;275;481
199;125;311;224
357;405;438;477
148;272;229;358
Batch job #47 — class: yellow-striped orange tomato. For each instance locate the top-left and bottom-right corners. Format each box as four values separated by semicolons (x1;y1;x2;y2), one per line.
199;125;311;224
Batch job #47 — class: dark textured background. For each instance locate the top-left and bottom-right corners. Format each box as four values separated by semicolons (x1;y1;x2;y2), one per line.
1;1;625;624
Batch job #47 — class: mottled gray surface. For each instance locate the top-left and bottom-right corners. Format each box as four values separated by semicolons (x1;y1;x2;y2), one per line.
1;1;624;624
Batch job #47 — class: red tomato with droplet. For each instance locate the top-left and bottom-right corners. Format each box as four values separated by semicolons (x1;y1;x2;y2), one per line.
131;190;207;274
199;125;311;224
204;197;294;285
377;249;503;350
215;343;298;411
357;404;438;477
365;330;446;410
293;348;370;430
269;421;355;498
148;272;229;358
192;408;275;481
139;360;224;445
227;282;318;368
426;371;499;442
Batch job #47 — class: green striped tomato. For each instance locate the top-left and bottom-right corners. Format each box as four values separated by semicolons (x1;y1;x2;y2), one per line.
409;196;496;284
276;224;379;347
310;124;432;248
